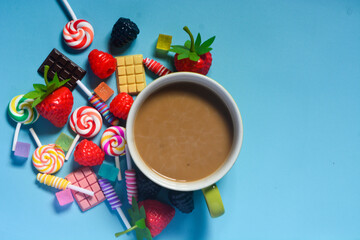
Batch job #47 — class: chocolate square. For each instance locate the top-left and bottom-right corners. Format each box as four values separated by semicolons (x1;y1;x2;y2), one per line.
38;48;86;91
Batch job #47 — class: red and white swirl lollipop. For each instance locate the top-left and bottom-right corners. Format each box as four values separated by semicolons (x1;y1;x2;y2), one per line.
61;0;94;50
65;106;102;160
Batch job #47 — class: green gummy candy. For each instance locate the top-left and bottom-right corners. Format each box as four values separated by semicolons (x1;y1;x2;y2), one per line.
55;133;74;152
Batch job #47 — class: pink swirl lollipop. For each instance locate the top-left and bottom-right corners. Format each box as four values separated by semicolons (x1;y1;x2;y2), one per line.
65;106;102;160
101;126;126;180
61;0;94;50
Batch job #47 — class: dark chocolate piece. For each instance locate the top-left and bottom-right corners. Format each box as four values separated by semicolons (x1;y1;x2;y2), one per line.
38;48;86;91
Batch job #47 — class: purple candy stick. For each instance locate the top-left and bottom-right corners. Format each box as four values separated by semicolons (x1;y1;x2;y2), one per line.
98;178;131;229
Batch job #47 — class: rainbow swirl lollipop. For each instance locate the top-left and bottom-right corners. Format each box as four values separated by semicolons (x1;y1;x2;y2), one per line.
32;144;65;174
8;95;39;151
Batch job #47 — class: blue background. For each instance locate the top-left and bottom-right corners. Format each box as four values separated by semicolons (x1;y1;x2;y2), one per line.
1;0;360;239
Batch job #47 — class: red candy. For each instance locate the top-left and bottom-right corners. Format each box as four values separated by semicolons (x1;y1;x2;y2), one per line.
88;49;117;79
109;92;134;120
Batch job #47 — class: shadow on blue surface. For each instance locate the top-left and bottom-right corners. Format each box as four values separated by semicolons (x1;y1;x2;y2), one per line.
165;190;208;240
10;151;28;167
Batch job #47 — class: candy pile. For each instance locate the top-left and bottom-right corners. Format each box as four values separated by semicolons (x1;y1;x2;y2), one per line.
8;0;216;238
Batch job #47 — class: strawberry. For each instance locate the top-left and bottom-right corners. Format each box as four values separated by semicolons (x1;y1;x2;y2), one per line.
115;198;175;239
74;139;105;166
139;200;175;237
24;65;73;127
88;49;117;79
170;26;215;75
109;92;134;120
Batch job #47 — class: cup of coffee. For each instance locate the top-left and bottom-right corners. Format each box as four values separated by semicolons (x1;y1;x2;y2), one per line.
126;72;243;217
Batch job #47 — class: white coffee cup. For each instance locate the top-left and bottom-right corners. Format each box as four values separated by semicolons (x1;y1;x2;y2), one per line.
126;72;243;217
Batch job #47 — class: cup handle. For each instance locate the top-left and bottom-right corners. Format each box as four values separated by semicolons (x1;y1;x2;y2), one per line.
202;184;225;218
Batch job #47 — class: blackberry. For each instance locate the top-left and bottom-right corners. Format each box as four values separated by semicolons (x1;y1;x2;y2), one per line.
136;169;162;201
168;190;194;213
110;17;140;47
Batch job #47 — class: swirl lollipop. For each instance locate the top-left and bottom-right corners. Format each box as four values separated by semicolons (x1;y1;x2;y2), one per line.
29;128;64;174
65;106;103;160
101;126;126;180
33;144;65;174
8;95;39;151
61;0;94;50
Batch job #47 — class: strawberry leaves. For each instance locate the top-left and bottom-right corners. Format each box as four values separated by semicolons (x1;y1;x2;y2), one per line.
24;65;69;108
115;197;152;240
169;26;215;62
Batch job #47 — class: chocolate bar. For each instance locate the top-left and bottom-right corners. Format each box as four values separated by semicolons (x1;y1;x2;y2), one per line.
38;48;86;91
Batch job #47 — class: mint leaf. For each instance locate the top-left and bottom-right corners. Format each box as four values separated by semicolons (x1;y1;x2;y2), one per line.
58;78;70;88
52;73;60;86
200;36;215;49
139;206;146;219
122;197;152;240
177;52;190;60
169;45;189;54
32;97;43;108
46;84;57;95
195;33;201;49
184;40;191;49
33;84;46;92
189;52;200;61
24;91;40;99
197;47;212;56
135;219;146;229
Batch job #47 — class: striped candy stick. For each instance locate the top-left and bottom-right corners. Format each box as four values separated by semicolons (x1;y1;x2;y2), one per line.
76;80;120;126
143;58;172;77
124;143;138;205
125;169;138;205
98;178;131;229
37;173;94;196
89;93;120;126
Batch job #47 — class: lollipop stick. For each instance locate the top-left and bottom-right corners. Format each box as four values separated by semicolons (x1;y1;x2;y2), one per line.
125;144;132;170
65;134;80;161
29;128;42;147
12;123;22;151
68;184;94;196
76;80;92;97
62;0;78;21
116;207;131;229
115;156;122;181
